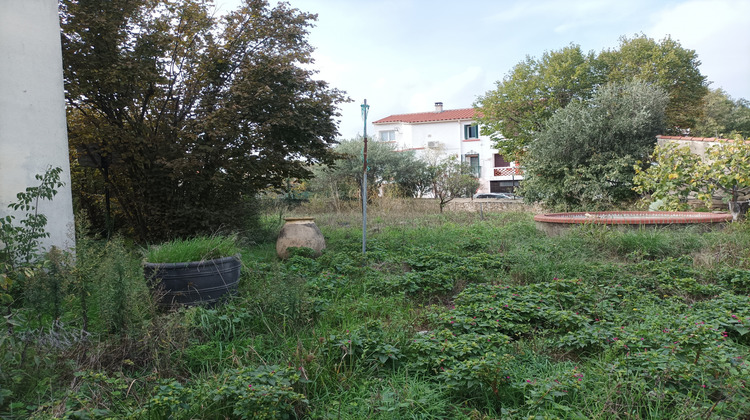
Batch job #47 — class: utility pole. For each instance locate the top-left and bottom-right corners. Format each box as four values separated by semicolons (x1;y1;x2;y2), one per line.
361;99;369;255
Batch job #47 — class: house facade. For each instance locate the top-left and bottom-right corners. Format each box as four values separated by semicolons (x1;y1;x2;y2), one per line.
372;102;522;194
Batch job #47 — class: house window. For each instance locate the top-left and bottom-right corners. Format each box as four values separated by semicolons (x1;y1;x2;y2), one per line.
494;154;510;167
379;130;396;141
467;155;480;177
464;124;479;139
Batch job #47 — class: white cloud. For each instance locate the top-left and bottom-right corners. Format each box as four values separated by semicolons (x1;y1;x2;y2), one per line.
408;66;485;111
485;0;641;28
308;52;353;85
649;0;750;98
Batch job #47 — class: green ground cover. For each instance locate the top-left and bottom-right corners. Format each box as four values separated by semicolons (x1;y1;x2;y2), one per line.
2;206;750;419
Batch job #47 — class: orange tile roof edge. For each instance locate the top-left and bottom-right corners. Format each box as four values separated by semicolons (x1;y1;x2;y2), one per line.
373;108;482;124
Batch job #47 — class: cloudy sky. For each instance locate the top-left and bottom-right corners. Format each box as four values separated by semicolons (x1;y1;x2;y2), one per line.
217;0;750;139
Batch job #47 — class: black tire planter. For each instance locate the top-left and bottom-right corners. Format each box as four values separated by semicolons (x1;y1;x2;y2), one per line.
144;254;241;307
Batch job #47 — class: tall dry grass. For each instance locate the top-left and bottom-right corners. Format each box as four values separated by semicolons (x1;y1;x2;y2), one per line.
284;196;542;231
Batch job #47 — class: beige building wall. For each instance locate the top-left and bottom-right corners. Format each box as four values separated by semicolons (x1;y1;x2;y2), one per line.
656;137;721;157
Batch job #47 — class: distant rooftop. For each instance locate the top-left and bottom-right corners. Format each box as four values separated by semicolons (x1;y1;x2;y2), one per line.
373;107;480;124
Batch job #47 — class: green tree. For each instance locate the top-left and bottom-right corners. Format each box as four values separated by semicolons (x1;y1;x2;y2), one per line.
634;140;750;219
521;80;668;210
703;141;750;219
431;156;480;212
474;44;602;161
61;0;346;241
599;34;709;132
310;138;432;202
632;143;704;211
476;35;708;160
692;89;750;139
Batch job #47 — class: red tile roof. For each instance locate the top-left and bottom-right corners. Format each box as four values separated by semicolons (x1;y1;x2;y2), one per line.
373;108;481;124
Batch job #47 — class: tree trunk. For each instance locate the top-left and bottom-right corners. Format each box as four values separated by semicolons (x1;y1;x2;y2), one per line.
728;200;749;222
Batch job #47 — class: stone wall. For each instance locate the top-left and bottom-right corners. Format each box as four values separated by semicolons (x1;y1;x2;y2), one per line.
445;199;544;214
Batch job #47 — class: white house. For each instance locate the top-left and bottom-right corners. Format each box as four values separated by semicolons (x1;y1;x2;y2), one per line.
372;102;523;194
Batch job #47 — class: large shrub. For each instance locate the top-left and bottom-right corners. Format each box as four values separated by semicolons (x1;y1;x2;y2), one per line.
520;80;668;210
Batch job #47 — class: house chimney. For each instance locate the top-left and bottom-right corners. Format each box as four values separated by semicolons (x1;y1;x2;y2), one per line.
434;102;443;113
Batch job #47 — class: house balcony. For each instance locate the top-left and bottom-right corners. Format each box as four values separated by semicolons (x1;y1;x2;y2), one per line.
493;167;523;177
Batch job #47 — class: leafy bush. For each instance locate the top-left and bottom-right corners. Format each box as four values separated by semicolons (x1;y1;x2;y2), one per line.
717;267;750;293
321;322;404;370
139;365;306;419
408;328;513;394
520;80;668;210
434;280;592;338
307;372;454;419
376;250;504;296
1;167;63;306
634;140;750;213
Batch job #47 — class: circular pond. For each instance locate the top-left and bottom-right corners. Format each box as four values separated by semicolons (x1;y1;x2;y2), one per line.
534;211;732;236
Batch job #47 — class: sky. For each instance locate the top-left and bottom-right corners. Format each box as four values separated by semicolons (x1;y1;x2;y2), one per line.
216;0;750;139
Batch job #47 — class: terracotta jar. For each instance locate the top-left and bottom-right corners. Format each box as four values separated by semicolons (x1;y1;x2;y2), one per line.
276;217;326;259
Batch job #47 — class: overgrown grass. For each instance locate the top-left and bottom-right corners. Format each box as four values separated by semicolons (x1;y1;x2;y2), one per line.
145;234;241;263
3;204;750;419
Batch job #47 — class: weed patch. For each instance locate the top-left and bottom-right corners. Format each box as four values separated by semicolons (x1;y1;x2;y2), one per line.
4;208;750;418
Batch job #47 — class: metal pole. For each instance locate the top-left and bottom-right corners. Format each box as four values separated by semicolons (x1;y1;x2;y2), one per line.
103;163;112;239
361;99;369;255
